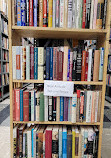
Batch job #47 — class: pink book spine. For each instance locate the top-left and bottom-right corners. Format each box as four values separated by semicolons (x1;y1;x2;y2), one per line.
15;89;20;121
69;52;73;81
93;0;98;29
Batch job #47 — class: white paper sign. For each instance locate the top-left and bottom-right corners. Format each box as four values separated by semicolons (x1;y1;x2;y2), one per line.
44;81;74;97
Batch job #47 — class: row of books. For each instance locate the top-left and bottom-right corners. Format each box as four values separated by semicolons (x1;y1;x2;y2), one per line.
12;45;104;81
2;36;9;49
13;87;102;123
15;0;107;29
106;74;111;86
2;63;9;73
1;18;8;35
0;0;8;17
13;124;99;158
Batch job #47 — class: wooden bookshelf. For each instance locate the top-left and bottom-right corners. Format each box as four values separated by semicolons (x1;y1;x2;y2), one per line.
8;0;110;158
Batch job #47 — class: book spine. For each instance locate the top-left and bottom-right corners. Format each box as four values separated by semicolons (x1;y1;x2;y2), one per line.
21;0;26;26
93;0;98;29
44;95;48;121
40;92;44;121
85;51;89;81
86;91;92;122
29;92;31;121
67;49;70;81
102;0;107;29
43;0;47;27
39;0;43;27
19;129;23;157
46;47;50;80
26;0;29;26
76;90;80;122
97;91;102;122
81;50;86;81
60;97;64;121
17;0;21;26
23;91;29;121
15;89;20;121
52;97;56;121
75;132;79;156
30;46;34;79
36;93;40;121
63;47;68;81
16;46;21;80
96;2;104;29
53;47;57;80
26;46;30;80
50;47;53;80
72;130;75;158
34;47;38;79
64;97;68;121
72;94;77;123
23;132;25;157
87;49;92;81
57;49;64;81
48;0;53;27
52;129;58;157
93;50;100;81
53;0;56;27
29;0;33;26
76;48;82;81
68;98;72;122
38;133;43;157
20;89;23;121
12;47;16;80
99;48;104;81
46;0;49;26
31;91;35;121
80;93;84;122
38;47;44;66
38;66;44;80
22;47;26;80
95;91;99;122
13;128;17;157
34;0;38;27
69;52;73;81
59;130;62;158
27;131;31;157
67;134;72;157
60;0;64;27
82;0;86;28
76;0;79;28
67;0;72;28
64;0;68;27
56;97;60;121
72;48;77;81
20;46;23;80
62;130;67;158
33;130;36;157
31;129;34;157
48;96;53;121
90;0;94;29
13;90;16;121
45;130;52;158
79;0;83;28
55;0;60;27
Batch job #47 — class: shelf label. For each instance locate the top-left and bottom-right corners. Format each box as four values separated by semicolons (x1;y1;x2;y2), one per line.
44;81;74;97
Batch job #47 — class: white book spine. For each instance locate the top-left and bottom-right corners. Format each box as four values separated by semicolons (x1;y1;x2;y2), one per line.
68;97;72;121
33;130;36;157
95;91;99;122
72;0;76;28
60;0;64;27
53;0;56;27
86;91;92;122
23;133;25;157
67;0;72;28
90;0;94;29
93;0;98;29
44;96;48;121
20;46;23;79
38;66;44;80
64;0;68;27
72;93;77;123
87;49;92;81
31;91;34;121
27;131;31;158
59;127;62;158
38;47;44;66
76;0;79;28
12;46;16;80
26;46;30;80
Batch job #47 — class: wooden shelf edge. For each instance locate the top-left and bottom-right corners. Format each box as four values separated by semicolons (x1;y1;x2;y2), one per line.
13;80;103;85
13;121;100;125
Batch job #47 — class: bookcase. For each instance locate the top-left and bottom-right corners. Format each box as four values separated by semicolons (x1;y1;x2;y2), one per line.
8;0;110;158
0;11;9;102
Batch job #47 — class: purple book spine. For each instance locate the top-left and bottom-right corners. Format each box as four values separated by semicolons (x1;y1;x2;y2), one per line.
67;49;70;81
64;97;69;121
34;0;37;27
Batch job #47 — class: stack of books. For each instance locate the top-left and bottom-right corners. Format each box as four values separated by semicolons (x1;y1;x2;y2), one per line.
15;0;107;29
13;124;99;158
13;86;102;123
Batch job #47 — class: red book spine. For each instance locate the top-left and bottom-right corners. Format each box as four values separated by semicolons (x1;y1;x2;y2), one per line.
15;89;20;121
57;50;64;80
45;130;52;158
43;0;47;27
30;46;34;79
13;90;16;121
81;51;86;81
82;0;86;28
23;91;29;121
85;51;89;81
29;0;34;26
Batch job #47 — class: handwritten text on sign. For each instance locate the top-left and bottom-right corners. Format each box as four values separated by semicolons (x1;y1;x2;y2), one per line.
44;81;74;97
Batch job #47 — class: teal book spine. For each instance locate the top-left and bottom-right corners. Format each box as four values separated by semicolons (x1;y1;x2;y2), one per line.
20;89;23;121
62;129;67;158
99;47;104;81
60;97;64;121
34;47;38;79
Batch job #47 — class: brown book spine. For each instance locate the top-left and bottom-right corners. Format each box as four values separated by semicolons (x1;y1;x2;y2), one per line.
81;51;86;81
23;91;29;121
39;0;43;27
75;133;79;157
57;49;64;80
38;133;43;158
93;50;100;81
97;91;102;122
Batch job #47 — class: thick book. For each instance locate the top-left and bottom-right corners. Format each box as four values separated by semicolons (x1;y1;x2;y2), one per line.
93;50;100;81
62;126;67;158
29;0;34;26
17;0;21;26
50;47;53;80
64;97;69;121
16;46;21;80
26;46;30;80
38;127;44;157
43;0;47;27
45;126;52;158
63;47;68;81
39;0;43;27
87;49;93;81
72;48;77;81
44;95;48;121
34;47;38;79
53;48;57;80
48;0;53;27
20;89;23;121
27;127;32;158
67;0;72;28
23;90;29;121
21;0;26;26
48;96;53;121
72;93;77;123
52;126;58;157
81;50;86;81
99;47;104;81
30;46;34;79
82;0;86;28
34;0;38;27
15;89;20;121
60;97;64;121
39;92;44;121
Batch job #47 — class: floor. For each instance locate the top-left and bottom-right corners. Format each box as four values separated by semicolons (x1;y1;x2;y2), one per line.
0;99;111;158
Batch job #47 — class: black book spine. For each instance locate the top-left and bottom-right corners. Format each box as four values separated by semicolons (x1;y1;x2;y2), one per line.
26;0;29;26
72;48;77;81
67;134;72;157
76;48;82;81
85;0;91;28
25;133;27;157
52;137;58;156
48;96;53;121
93;130;99;158
29;92;31;121
102;0;107;29
52;97;56;121
19;130;23;158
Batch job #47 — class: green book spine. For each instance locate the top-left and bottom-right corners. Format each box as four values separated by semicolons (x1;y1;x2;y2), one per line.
39;92;44;121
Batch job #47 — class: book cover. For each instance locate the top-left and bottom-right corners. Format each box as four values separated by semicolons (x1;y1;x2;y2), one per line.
45;126;52;158
30;46;34;79
39;0;43;27
12;47;16;80
52;97;56;121
20;89;23;121
64;97;69;121
50;47;53;80
63;46;68;81
82;0;86;28
72;93;77;123
43;0;47;27
17;0;21;26
52;126;58;157
59;126;62;158
67;0;72;28
62;126;67;158
23;90;29;121
21;0;26;26
60;0;64;27
55;0;60;27
67;49;70;81
34;47;38;79
16;46;21;80
46;47;50;80
15;89;20;121
60;97;64;121
99;47;104;81
87;49;92;81
48;0;53;27
26;46;30;80
48;96;53;121
29;0;34;26
81;50;86;81
40;92;44;121
72;47;77;81
34;0;38;27
93;50;100;81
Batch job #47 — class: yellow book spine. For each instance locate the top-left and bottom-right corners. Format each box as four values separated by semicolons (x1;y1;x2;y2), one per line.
72;131;75;158
48;0;53;27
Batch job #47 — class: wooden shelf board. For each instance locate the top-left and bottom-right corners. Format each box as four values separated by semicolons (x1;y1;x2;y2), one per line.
13;121;100;125
12;26;107;39
13;79;103;85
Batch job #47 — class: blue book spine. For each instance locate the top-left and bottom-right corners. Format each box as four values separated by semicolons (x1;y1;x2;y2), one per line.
34;0;38;27
46;47;50;80
21;0;26;26
60;97;64;121
32;129;34;157
20;89;23;121
50;47;53;80
67;49;70;81
17;0;21;26
34;47;38;79
62;131;67;158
